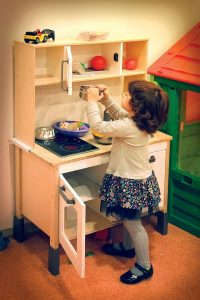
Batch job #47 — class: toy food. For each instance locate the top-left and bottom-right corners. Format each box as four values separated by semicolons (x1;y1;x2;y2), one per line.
59;121;78;130
90;55;107;70
59;121;88;131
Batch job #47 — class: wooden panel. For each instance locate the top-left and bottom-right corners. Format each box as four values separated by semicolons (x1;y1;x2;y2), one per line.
101;43;122;74
35;48;47;77
46;47;65;80
149;149;166;208
21;151;58;241
163;143;170;212
14;42;35;148
15;147;22;218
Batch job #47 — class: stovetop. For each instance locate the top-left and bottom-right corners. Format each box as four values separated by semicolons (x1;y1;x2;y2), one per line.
35;134;99;157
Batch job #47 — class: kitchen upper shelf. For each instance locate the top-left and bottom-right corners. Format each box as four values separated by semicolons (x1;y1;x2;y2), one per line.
35;75;61;86
35;70;147;86
32;38;148;87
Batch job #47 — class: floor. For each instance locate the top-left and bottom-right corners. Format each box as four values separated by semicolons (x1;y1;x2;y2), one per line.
0;219;200;300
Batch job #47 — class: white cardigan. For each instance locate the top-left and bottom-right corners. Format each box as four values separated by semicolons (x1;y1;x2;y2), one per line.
87;96;153;179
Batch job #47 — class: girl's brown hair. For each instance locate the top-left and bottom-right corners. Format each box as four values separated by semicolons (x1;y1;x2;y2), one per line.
128;80;169;134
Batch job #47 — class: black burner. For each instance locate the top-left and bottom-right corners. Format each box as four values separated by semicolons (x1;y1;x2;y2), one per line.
35;134;98;157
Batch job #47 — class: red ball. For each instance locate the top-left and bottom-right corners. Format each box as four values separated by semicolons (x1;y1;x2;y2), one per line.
124;58;137;70
90;55;107;71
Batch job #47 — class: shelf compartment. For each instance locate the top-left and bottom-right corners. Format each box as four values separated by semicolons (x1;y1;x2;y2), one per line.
35;47;64;87
62;169;120;240
64;203;120;241
71;43;122;79
122;40;148;73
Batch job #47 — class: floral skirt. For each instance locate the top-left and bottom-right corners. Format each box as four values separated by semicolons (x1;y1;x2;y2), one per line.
99;171;161;220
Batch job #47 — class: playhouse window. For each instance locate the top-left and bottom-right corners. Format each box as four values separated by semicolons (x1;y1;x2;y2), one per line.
185;91;200;123
178;90;200;177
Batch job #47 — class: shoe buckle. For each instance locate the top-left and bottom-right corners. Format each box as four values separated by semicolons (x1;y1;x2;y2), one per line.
131;274;138;279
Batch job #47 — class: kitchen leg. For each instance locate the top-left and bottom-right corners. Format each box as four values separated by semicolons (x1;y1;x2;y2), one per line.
13;216;25;242
155;211;168;235
48;245;60;275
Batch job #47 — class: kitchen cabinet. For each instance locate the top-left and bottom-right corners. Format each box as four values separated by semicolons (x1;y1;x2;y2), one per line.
11;37;172;278
13;37;148;149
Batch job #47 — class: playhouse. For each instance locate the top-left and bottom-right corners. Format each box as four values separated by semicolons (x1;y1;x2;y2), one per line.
148;22;200;237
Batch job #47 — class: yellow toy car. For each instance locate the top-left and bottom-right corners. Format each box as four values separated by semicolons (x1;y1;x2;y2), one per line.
24;29;55;44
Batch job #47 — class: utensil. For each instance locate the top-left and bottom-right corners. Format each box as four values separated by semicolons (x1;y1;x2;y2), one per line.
35;126;55;140
79;85;95;101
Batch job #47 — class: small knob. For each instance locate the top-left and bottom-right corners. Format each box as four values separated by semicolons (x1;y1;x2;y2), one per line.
149;155;156;163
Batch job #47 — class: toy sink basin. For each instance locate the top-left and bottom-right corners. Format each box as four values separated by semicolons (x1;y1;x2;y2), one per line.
53;121;90;137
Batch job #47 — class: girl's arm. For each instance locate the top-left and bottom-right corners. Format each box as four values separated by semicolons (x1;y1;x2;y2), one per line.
86;86;130;137
87;85;128;120
100;96;128;120
86;101;129;137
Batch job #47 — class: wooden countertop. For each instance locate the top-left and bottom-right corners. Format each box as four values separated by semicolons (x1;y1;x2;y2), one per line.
30;131;172;166
31;131;172;166
15;37;149;48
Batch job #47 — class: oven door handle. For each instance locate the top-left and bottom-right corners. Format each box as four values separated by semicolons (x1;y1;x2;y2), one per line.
59;185;75;205
61;60;68;92
61;46;72;95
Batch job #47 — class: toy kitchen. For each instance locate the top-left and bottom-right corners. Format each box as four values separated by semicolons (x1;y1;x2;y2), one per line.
11;36;172;278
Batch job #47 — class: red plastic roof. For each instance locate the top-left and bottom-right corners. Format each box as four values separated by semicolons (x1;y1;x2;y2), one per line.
148;22;200;87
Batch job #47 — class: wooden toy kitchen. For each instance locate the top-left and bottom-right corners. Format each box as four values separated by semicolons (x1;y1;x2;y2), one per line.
11;36;172;278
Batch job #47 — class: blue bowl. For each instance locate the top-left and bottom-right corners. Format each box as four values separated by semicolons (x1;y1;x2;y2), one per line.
53;121;90;137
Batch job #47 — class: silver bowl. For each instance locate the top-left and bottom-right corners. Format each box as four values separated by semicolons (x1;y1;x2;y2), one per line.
92;132;112;145
35;126;55;140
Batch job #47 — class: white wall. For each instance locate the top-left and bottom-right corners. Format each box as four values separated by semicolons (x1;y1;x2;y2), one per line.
0;0;199;230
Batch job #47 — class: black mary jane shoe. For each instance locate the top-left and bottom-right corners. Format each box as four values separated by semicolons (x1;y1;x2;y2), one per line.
102;242;135;258
120;263;153;284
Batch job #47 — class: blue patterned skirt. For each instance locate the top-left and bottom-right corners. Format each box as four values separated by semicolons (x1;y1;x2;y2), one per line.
99;171;161;220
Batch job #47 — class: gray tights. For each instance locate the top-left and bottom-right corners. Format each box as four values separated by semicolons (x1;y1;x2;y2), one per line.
123;218;151;270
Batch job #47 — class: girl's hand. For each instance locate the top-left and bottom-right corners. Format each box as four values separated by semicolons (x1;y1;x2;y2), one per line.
87;87;104;102
96;85;110;100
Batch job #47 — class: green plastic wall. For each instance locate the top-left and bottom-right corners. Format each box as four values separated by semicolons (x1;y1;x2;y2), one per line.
151;75;200;237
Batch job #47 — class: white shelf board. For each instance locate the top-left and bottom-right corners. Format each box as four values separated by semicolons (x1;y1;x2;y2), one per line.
64;206;120;240
35;75;61;86
122;69;146;76
64;173;99;202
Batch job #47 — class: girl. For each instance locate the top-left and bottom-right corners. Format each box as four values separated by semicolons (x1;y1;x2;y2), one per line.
86;80;169;284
